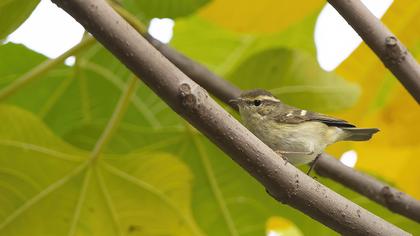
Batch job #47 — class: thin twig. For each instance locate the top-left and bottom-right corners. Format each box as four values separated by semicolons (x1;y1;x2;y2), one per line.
327;0;420;104
52;0;409;234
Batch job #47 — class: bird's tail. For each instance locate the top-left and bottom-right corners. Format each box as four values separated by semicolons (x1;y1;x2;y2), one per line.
341;128;380;141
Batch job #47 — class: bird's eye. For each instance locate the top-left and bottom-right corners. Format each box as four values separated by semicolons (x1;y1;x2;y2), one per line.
253;100;262;106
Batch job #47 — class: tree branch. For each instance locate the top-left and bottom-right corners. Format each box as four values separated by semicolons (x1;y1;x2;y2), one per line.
144;34;420;224
328;0;420;104
111;0;420;224
148;33;420;223
315;154;420;223
52;0;409;234
132;15;420;225
110;1;243;106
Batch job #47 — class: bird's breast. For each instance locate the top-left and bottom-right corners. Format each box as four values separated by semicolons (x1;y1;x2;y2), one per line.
242;116;341;165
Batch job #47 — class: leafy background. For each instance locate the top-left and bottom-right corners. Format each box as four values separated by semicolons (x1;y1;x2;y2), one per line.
0;0;419;235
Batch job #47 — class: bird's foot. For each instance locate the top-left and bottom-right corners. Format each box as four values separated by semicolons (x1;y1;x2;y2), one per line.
306;154;322;176
274;151;290;165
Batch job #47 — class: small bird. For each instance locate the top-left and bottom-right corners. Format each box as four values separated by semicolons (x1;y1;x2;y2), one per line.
230;89;379;172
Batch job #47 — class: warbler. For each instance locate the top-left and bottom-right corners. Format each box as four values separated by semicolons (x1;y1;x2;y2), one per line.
230;89;379;171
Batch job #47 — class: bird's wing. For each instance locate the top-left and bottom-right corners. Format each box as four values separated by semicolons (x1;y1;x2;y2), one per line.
273;105;355;128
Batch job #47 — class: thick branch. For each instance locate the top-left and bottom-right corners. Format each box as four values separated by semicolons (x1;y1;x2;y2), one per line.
52;0;409;234
140;19;420;225
328;0;420;104
315;154;420;222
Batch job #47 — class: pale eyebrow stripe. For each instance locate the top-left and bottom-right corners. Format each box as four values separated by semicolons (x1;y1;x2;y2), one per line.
242;95;280;103
255;95;280;102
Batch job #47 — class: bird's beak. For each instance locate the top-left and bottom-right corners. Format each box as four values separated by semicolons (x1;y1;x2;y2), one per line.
229;98;242;107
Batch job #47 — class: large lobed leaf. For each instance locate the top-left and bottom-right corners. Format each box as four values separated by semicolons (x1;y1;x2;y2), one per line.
0;105;200;235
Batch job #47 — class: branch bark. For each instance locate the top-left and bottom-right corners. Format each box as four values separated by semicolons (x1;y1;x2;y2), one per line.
327;0;420;104
52;0;409;234
315;154;420;222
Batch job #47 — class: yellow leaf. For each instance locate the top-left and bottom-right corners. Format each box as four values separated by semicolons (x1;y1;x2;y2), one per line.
199;0;324;33
266;216;303;236
354;145;420;199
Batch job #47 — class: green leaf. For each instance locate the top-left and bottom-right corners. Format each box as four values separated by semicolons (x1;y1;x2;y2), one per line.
171;14;319;77
0;43;76;135
0;104;201;235
0;42;182;138
228;48;360;112
121;0;210;20
0;0;39;40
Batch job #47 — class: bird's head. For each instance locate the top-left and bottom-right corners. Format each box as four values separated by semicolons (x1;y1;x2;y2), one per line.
229;89;282;116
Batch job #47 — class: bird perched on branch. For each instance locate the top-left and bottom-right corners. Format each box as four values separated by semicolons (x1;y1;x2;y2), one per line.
230;89;379;174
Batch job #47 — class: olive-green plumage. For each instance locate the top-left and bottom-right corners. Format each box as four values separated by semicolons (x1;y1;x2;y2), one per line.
230;89;379;165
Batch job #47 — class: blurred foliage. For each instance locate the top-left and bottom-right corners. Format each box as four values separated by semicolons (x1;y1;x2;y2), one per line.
199;0;324;33
0;0;39;40
170;15;359;112
0;0;419;235
122;0;210;21
228;49;359;112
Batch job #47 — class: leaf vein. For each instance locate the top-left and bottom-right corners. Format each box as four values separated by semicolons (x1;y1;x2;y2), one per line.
0;140;81;162
0;162;88;231
191;136;238;236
